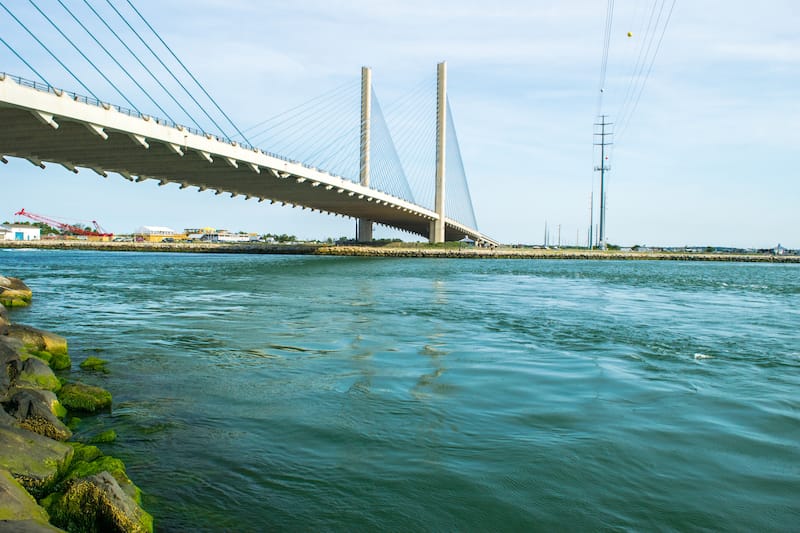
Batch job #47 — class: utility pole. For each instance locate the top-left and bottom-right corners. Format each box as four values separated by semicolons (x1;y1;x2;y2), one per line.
588;191;594;249
594;115;613;250
544;220;548;247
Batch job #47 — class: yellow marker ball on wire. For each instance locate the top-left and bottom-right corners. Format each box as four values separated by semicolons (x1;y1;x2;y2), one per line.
627;31;633;37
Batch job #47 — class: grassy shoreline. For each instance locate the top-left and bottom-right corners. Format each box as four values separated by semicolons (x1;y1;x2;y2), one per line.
2;239;798;263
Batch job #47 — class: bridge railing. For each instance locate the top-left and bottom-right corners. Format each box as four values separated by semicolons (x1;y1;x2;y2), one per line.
0;71;278;155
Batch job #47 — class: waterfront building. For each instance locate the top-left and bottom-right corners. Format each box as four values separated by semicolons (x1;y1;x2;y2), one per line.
0;224;41;241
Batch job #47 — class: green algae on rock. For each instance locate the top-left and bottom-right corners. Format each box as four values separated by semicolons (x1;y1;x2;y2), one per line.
62;444;144;508
5;325;70;371
79;357;108;372
42;471;153;533
86;429;116;444
16;357;61;392
57;383;111;413
0;277;33;308
44;444;152;532
25;350;71;372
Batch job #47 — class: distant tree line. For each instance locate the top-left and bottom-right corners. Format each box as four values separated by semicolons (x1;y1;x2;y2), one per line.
262;233;297;243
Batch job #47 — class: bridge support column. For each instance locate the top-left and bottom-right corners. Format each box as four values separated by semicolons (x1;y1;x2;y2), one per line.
429;61;447;243
357;66;373;242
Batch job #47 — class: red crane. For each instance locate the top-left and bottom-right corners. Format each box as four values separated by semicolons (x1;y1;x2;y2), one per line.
14;208;113;238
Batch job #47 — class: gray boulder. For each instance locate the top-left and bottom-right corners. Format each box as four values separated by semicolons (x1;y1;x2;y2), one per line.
0;520;65;532
3;325;68;358
0;409;17;429
0;303;9;327
0;468;64;531
0;425;73;498
0;339;22;401
2;389;71;441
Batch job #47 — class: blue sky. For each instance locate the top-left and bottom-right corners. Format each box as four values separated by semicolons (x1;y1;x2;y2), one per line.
1;0;798;248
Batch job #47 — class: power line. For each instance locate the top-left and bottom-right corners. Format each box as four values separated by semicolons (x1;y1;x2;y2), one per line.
596;0;615;114
616;0;677;140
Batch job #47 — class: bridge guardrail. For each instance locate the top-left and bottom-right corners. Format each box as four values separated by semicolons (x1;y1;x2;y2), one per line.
0;72;286;158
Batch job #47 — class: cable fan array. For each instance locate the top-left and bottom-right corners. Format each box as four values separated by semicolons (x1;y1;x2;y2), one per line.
382;77;479;229
0;0;248;144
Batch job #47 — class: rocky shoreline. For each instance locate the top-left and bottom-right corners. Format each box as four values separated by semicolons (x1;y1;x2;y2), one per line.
0;275;152;532
2;240;799;263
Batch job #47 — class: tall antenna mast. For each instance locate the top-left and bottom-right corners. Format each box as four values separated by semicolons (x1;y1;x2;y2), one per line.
594;115;613;249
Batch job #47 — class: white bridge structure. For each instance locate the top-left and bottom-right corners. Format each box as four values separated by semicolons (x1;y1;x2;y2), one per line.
0;65;496;245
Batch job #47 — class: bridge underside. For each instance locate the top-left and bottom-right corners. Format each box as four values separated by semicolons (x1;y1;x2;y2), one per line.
0;78;495;244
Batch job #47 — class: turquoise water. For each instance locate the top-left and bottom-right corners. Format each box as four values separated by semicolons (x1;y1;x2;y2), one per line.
2;250;799;531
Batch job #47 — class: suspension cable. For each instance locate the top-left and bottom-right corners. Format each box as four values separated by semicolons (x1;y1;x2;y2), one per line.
122;0;251;145
55;0;176;122
0;1;98;98
27;0;141;112
0;35;50;84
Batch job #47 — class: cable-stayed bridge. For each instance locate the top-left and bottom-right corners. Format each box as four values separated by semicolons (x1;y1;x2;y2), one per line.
0;2;495;245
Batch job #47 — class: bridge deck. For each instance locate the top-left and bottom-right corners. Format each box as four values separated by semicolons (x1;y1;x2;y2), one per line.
0;75;496;244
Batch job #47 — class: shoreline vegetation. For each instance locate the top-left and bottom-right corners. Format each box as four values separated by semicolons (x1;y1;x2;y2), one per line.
0;275;152;532
2;239;799;263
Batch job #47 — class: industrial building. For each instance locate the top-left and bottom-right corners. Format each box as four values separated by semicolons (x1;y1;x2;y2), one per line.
133;226;184;243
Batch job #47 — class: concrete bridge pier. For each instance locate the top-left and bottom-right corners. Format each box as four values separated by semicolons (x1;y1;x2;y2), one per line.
357;66;373;242
429;61;447;244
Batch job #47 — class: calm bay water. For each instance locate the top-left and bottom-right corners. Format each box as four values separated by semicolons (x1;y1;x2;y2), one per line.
2;249;799;531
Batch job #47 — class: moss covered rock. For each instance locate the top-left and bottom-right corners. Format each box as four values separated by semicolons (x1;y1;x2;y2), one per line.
57;383;112;413
79;357;108;372
3;389;71;441
68;443;103;465
62;444;142;506
87;429;117;444
0;425;73;498
16;357;61;392
34;351;71;372
42;472;153;533
0;277;33;308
